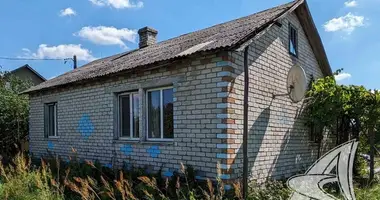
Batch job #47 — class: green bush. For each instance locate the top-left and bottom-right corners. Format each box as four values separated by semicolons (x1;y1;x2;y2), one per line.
355;184;380;200
247;180;291;200
0;154;63;200
0;71;31;157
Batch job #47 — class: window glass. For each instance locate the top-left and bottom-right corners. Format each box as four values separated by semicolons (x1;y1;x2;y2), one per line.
148;90;161;138
289;24;298;56
147;87;174;140
45;103;57;137
119;93;139;138
48;104;55;136
163;89;173;138
132;94;140;138
120;95;131;137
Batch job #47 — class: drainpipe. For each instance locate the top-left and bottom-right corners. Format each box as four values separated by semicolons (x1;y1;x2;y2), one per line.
243;46;249;199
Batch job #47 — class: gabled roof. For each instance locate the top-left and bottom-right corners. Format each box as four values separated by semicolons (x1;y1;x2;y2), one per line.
11;64;46;82
25;0;331;93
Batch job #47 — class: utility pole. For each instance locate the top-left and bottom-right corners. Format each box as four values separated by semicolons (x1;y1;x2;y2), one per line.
73;55;77;69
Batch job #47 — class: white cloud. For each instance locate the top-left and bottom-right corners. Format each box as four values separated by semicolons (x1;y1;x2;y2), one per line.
324;13;365;34
75;26;137;48
89;0;105;6
21;48;31;53
345;0;358;7
20;44;96;61
59;8;77;17
335;72;352;82
89;0;143;9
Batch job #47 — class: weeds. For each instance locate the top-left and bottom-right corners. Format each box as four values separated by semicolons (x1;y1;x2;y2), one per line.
1;153;378;199
0;153;63;200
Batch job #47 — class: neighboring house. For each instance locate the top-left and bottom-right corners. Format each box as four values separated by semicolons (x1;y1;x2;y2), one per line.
25;0;334;184
10;64;46;86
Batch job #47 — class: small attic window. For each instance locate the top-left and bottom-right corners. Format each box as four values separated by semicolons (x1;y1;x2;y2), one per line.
289;23;298;57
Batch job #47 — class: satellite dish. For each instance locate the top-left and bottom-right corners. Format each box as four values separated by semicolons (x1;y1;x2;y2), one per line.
287;65;307;103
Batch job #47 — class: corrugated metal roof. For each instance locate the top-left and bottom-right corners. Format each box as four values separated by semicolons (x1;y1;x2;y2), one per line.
25;0;298;93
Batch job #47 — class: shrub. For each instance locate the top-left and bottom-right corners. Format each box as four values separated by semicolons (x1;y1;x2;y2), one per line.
247;180;291;200
5;153;380;200
0;71;31;157
0;154;64;200
355;183;380;200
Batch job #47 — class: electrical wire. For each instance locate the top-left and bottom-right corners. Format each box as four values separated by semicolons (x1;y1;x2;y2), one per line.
0;57;70;61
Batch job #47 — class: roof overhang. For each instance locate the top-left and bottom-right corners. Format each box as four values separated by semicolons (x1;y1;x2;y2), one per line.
294;0;332;76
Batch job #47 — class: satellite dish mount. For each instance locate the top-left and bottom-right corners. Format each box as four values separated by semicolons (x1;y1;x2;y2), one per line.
272;65;307;103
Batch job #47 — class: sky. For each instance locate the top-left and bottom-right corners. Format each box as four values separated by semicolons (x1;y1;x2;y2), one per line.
0;0;378;89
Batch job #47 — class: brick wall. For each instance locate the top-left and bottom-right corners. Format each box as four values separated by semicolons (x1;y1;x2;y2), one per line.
29;53;232;179
29;12;334;184
220;13;335;182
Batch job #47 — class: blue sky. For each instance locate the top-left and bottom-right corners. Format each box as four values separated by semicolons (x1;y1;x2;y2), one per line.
0;0;378;88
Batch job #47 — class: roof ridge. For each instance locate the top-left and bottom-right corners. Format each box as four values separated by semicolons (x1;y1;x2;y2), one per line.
24;0;304;93
114;0;297;60
158;0;296;43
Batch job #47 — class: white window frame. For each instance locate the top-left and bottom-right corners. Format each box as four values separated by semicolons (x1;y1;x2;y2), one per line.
47;102;58;138
146;86;174;141
118;92;140;140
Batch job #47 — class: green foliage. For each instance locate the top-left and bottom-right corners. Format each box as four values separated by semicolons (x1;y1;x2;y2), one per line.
247;180;291;200
3;154;380;199
305;69;380;175
305;70;378;132
0;70;31;155
0;154;63;200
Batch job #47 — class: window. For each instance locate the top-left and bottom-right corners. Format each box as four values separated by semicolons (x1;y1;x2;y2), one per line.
119;92;140;139
146;87;173;140
44;102;57;137
289;23;298;57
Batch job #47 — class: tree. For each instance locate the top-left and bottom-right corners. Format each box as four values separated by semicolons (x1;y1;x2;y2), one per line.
0;70;31;156
305;70;380;179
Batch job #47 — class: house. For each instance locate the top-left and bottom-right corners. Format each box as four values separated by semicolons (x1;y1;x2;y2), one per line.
25;0;335;184
10;64;46;86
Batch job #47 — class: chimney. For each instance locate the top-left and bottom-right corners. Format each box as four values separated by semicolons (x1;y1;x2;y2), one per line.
138;27;158;48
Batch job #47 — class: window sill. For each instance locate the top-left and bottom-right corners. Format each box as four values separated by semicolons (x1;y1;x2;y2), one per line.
47;136;60;140
141;140;174;146
114;139;140;144
113;139;174;146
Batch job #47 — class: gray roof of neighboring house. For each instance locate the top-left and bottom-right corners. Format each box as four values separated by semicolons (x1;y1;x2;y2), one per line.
25;0;331;93
10;65;47;86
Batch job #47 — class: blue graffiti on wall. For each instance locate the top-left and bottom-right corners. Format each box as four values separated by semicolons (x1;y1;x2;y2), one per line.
224;185;232;191
147;146;160;158
104;163;113;168
163;170;174;177
77;114;94;139
120;144;133;156
48;141;54;149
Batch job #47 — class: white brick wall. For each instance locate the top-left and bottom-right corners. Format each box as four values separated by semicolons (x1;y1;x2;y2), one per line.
29;12;334;183
29;53;231;179
223;13;334;182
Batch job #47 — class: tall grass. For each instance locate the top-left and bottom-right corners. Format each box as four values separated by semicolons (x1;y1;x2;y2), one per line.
1;153;378;200
0;154;63;200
